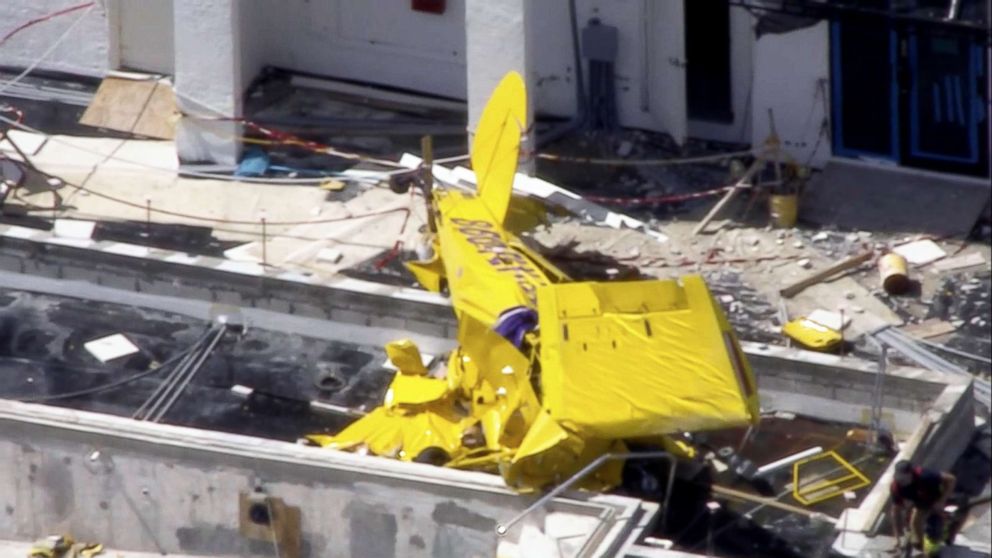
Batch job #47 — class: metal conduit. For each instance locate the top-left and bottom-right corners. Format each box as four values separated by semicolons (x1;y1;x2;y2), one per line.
496;451;677;537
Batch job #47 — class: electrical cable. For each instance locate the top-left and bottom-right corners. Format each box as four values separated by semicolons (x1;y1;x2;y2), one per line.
132;325;218;421
145;324;227;423
16;331;209;403
2;155;412;226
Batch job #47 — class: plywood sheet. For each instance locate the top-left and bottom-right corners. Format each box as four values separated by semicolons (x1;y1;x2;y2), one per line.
80;77;177;140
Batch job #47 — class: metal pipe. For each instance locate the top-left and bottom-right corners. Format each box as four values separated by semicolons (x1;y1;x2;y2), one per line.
495;451;676;537
640;0;652;112
754;446;823;478
149;325;227;422
132;329;211;420
913;336;992;365
869;346;887;446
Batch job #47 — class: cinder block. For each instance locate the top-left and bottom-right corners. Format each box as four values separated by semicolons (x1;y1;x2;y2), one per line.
213;290;242;307
406;320;449;339
370;315;406;330
0;252;25;272
258;297;292;315
329;308;370;326
97;272;137;291
294;302;329;319
61;266;101;285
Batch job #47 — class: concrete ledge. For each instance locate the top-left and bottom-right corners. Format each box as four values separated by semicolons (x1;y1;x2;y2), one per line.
0;399;650;558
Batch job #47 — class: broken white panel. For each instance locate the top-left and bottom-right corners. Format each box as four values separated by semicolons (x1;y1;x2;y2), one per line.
53;219;96;239
2;226;44;240
398;153;422;169
103;242;151;258
85;334;140;363
451;166;477;185
807;309;851;331
317;248;343;264
513;174;581;200
1;130;48;156
933;252;987;272
604;212;643;229
893;239;946;265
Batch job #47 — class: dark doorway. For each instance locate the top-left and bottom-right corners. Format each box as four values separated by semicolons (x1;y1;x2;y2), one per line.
685;0;733;123
831;15;898;160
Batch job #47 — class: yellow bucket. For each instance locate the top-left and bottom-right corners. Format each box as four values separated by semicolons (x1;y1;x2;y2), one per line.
769;194;798;228
878;253;910;294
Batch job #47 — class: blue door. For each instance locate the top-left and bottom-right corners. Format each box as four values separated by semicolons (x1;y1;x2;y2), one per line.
906;34;985;167
831;18;899;161
831;13;989;177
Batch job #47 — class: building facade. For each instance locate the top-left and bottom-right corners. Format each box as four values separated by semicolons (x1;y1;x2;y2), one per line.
1;0;988;178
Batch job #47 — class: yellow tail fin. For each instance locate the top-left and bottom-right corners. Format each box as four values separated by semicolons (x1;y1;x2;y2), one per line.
471;71;527;224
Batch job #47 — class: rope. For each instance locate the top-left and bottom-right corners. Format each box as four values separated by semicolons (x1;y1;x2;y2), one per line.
2;152;412;226
584;184;734;206
0;104;25;124
536;148;755;166
373;188;417;269
0;4;97;96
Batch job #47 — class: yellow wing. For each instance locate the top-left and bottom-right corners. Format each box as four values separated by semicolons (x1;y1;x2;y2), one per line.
536;276;761;437
471;71;527;225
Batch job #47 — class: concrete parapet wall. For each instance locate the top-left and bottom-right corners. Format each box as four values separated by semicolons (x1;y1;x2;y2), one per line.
0;235;457;340
0;400;646;558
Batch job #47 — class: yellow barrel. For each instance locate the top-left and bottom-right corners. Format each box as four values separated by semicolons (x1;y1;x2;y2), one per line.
878;253;910;294
769;194;798;228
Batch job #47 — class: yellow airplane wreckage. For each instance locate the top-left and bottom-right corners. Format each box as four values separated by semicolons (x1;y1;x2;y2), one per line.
308;72;760;493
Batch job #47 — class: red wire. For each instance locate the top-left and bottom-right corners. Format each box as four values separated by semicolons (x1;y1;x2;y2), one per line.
584;185;733;207
0;105;25;124
0;2;95;48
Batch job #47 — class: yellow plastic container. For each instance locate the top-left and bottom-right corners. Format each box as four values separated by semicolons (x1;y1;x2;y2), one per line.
878;253;910;294
769;194;798;228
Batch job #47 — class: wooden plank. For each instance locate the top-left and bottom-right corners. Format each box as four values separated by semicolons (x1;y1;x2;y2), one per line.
712;484;838;522
79;77;177;140
779;251;874;299
900;318;956;340
692;154;766;236
933;252;986;272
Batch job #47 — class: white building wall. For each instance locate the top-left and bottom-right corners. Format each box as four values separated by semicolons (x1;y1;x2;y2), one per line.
1;1;839;166
242;0;468;99
528;0;687;140
0;1;109;78
751;21;832;168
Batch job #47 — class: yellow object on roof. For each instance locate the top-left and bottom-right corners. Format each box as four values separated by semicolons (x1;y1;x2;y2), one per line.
538;277;760;439
471;71;527;225
782;317;843;351
792;450;871;505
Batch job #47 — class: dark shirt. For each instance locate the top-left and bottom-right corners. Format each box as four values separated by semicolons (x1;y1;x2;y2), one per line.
891;467;944;509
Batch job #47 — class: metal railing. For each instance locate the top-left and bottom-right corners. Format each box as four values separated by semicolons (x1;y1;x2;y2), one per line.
496;451;677;537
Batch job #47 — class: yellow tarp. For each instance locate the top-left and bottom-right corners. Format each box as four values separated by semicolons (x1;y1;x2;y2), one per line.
537;276;760;439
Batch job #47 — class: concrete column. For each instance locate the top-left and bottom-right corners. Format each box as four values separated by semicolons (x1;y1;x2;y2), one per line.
465;0;535;174
172;0;243;166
